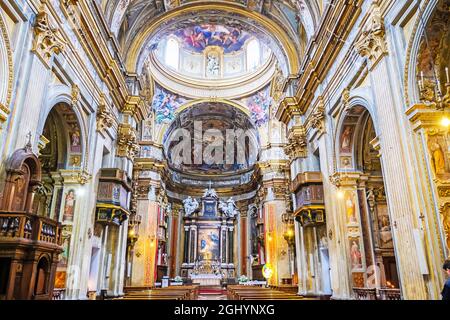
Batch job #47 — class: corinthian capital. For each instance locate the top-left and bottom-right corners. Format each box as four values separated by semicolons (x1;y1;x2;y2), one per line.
355;1;387;70
32;10;66;68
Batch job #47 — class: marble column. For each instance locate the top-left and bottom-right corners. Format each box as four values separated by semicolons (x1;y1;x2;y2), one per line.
318;136;353;299
356;23;428;299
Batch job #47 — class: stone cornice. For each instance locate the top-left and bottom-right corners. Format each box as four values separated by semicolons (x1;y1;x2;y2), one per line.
290;1;363;118
276;96;302;125
406;103;450;131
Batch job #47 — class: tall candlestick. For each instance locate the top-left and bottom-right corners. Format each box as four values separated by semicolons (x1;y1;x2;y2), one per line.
445;67;449;84
421;71;425;84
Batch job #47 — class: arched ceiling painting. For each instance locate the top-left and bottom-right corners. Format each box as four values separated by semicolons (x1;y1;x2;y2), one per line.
101;0;322;63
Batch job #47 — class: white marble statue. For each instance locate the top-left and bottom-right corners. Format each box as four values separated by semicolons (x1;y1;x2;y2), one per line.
219;198;239;218
183;196;199;217
203;185;218;199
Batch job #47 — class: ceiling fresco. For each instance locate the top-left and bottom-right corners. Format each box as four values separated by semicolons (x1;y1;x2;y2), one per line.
173;24;251;54
162;102;259;175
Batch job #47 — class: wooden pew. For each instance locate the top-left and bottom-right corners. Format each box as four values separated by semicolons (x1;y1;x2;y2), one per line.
117;285;198;300
227;285;304;301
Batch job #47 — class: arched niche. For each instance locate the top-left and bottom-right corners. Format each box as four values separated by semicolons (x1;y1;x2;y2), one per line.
1;146;42;212
162;101;260;176
335;104;379;172
404;0;450;106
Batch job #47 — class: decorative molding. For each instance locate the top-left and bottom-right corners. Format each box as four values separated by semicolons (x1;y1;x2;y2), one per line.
96;94;114;132
284;124;307;160
32;10;66;69
276;96;302;125
310;96;325;133
71;84;80;106
355;1;387;70
117;123;139;160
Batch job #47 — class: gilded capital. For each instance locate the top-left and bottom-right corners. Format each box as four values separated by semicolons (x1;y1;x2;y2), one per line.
96;94;115;132
310;97;326;133
284;124;307;160
32;10;66;68
117;123;139;160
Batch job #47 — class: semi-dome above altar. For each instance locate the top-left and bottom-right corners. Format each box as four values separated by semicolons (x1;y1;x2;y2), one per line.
162;101;259;177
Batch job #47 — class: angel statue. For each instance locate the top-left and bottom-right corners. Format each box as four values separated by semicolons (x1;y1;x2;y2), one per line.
183;196;199;217
219;198;239;218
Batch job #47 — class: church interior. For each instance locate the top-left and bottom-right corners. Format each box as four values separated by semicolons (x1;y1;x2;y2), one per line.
0;0;449;301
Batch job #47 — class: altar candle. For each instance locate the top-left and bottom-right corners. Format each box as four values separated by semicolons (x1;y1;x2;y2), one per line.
421;71;425;84
446;67;449;84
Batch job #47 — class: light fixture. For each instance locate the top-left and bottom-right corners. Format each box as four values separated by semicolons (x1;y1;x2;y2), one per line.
337;189;345;199
262;263;274;280
441;116;450;127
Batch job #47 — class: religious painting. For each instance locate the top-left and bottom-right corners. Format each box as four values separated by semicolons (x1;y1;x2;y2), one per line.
426;132;450;179
377;204;393;248
345;191;358;225
54;271;66;289
440;203;450;251
152;85;187;124
173;24;251;54
59;236;71;267
349;237;363;271
70;131;81;153
198;228;220;261
141;120;153;141
242;85;271;127
340;125;354;153
62;190;76;222
163;102;258;174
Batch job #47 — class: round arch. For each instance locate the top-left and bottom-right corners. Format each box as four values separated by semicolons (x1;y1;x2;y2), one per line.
125;2;300;76
404;0;440;106
335;97;379;171
38;85;89;167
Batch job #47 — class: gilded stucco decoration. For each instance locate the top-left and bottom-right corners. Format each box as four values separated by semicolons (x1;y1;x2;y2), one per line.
117;123;140;160
284;124;307;160
32;10;66;68
96;94;115;132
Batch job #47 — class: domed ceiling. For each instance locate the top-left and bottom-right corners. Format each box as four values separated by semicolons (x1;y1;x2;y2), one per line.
153;23;272;79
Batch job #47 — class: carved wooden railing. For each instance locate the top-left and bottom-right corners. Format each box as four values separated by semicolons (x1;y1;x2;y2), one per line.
52;289;66;300
0;211;62;246
353;287;378;300
378;288;402;300
353;287;402;300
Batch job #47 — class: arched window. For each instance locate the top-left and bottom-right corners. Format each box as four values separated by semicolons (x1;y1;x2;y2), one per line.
246;39;260;71
165;38;179;70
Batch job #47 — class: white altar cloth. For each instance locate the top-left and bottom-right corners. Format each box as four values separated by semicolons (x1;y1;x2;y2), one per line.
190;274;222;286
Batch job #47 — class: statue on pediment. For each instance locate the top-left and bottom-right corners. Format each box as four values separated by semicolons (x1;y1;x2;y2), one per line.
183;196;199;217
219;198;239;218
